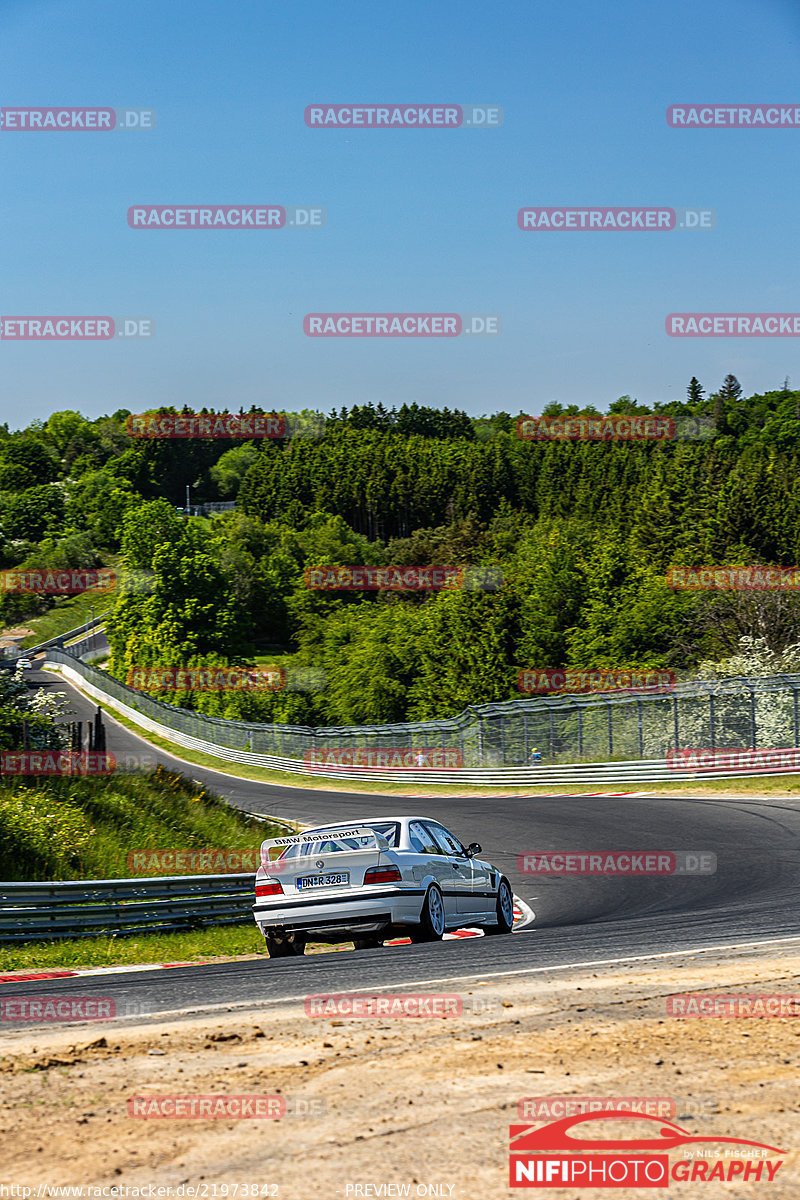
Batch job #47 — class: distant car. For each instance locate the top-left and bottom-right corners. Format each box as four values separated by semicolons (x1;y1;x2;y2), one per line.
15;658;33;671
252;815;515;958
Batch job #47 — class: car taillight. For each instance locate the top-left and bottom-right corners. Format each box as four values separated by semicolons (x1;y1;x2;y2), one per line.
255;880;284;898
364;865;401;884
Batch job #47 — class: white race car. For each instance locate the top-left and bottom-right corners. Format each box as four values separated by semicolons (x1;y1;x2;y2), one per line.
253;815;515;957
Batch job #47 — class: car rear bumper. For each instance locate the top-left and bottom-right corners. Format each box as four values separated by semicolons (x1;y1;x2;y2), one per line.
253;886;424;937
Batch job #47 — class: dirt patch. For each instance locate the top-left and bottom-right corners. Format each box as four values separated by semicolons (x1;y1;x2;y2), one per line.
0;946;798;1197
0;626;34;649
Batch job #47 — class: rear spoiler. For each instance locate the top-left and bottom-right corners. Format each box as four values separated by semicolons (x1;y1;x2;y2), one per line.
259;825;390;871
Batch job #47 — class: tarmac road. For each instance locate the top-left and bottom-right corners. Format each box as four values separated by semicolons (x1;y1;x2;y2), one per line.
3;664;799;1025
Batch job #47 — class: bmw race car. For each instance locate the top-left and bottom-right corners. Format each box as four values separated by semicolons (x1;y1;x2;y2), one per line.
252;815;515;957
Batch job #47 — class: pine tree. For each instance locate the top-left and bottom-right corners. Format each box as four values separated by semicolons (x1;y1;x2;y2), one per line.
718;374;743;402
714;374;743;428
687;377;704;404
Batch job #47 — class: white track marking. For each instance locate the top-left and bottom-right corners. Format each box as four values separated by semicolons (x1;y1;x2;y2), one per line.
12;934;799;1027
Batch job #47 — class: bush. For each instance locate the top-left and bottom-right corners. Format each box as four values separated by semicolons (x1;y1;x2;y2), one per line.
0;789;93;879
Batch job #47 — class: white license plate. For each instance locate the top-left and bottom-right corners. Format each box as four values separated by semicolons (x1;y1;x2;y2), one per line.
297;872;350;889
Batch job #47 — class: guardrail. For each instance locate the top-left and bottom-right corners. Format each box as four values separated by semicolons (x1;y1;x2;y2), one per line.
49;642;800;775
61;629;108;662
25;612;110;656
42;658;800;785
0;874;255;943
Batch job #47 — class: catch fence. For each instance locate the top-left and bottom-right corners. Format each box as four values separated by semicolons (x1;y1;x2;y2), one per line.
46;651;800;768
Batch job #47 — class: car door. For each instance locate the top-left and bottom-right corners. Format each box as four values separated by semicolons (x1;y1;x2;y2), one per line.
425;822;494;919
407;820;460;924
422;822;476;916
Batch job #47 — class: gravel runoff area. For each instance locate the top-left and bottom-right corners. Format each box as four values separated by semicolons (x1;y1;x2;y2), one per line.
0;944;798;1198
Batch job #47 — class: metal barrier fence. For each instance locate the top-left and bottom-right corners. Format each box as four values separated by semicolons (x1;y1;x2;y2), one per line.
26;612;110;655
63;629;108;662
0;874;255;943
47;650;800;770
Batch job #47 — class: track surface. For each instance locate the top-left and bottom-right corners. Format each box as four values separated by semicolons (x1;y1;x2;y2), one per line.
3;665;800;1024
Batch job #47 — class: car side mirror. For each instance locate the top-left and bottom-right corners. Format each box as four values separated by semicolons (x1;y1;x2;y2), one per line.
466;842;482;858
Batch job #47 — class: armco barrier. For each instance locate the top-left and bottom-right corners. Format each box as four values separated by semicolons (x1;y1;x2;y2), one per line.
44;656;800;785
26;612;110;656
0;874;255;943
50;646;800;769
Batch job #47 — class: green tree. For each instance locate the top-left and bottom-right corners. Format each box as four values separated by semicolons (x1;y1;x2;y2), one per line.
0;439;58;485
3;485;65;541
210;444;261;498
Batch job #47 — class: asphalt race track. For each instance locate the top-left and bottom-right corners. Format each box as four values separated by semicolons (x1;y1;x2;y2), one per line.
3;665;800;1025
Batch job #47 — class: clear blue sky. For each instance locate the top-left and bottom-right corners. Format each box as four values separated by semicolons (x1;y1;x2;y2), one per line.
1;0;799;425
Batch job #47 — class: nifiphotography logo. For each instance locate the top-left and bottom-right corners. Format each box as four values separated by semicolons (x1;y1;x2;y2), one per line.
509;1111;786;1187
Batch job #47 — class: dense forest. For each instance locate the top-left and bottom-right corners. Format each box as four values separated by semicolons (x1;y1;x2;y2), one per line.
2;378;800;726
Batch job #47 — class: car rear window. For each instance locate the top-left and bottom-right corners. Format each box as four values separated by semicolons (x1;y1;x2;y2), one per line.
300;821;400;848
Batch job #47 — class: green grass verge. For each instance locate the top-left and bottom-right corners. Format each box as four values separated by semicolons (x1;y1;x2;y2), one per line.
0;923;268;971
251;653;293;668
19;593;112;649
0;764;290;881
638;773;800;796
0;923;348;971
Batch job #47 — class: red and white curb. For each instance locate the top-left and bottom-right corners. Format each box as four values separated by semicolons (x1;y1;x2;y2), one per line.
0;900;535;981
386;895;534;944
407;791;639;798
0;962;197;983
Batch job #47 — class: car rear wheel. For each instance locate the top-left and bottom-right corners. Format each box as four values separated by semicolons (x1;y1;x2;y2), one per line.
353;936;385;950
265;932;306;958
410;884;445;942
485;878;514;935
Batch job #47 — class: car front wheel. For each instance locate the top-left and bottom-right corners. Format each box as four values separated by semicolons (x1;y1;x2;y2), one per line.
410;884;446;942
265;932;306;957
485;878;514;935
